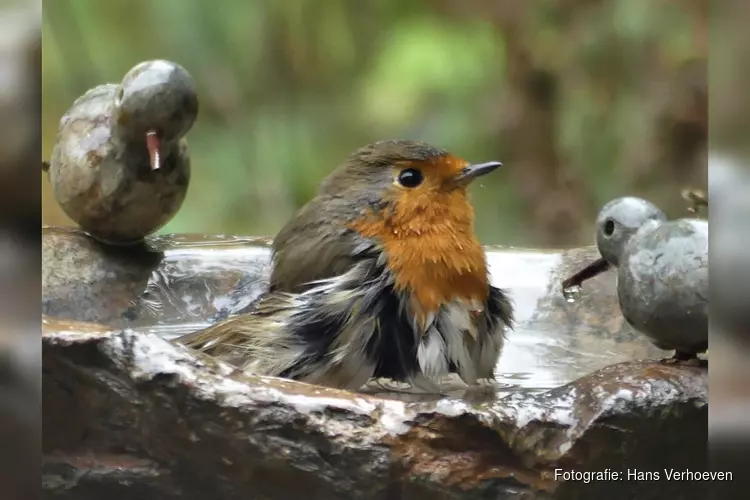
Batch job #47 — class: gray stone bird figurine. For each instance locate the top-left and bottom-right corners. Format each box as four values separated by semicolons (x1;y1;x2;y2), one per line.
562;196;708;365
44;59;198;245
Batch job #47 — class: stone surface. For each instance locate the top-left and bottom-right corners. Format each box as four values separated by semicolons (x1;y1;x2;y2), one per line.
588;197;708;356
42;320;709;500
594;197;667;267
46;60;197;244
616;218;708;355
42;227;272;333
42;226;670;391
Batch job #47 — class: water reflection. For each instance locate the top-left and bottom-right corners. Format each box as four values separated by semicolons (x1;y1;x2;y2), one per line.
42;228;669;392
126;234;274;326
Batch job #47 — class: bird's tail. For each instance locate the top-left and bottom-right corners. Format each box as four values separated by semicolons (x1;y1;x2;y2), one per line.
173;292;305;376
173;263;388;390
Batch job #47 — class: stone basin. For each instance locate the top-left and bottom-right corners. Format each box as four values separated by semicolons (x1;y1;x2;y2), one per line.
41;226;709;499
42;226;671;392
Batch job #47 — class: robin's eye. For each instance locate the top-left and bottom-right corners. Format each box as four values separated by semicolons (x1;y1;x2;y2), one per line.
397;168;424;188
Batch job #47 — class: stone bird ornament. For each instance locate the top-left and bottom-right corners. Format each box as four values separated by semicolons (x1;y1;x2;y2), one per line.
44;59;198;245
563;196;708;365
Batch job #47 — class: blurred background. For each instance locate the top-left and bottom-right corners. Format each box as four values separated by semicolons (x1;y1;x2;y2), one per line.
2;1;40;499
42;0;707;248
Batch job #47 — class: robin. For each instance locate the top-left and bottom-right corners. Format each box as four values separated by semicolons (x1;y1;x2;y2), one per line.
176;140;514;391
44;59;198;245
563;196;708;365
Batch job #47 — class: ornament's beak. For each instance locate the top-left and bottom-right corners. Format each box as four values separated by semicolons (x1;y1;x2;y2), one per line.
146;130;161;171
452;161;502;186
561;257;612;292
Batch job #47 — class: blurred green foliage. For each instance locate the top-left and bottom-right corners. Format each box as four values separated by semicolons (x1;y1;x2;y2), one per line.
42;0;707;247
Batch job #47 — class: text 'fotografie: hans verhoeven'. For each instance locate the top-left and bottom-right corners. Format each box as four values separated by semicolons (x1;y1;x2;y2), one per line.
554;469;733;483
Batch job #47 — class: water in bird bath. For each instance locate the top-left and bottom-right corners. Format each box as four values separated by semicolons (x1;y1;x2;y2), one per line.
42;227;669;396
562;285;582;303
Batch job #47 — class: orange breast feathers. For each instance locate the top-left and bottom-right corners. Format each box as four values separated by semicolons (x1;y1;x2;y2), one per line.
349;155;490;319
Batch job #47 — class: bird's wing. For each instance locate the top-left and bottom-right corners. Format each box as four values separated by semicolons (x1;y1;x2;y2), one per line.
173;259;388;389
471;285;514;379
269;198;379;293
173;291;304;369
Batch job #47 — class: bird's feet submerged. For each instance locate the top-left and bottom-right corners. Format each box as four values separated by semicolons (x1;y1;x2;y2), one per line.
365;375;498;401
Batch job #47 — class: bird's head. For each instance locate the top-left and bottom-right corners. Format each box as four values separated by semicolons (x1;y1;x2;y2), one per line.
291;140;504;314
595;196;667;266
113;60;198;171
318;140;502;236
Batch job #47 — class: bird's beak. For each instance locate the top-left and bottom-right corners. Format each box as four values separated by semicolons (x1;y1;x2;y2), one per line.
561;257;612;292
145;130;161;171
452;161;503;186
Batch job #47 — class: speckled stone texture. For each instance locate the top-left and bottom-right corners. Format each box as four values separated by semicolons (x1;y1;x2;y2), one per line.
594;197;708;357
42;227;272;328
47;60;198;244
42;321;709;500
617;219;708;354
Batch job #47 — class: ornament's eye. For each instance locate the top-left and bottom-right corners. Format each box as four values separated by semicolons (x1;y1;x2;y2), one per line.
603;218;615;237
397;168;424;188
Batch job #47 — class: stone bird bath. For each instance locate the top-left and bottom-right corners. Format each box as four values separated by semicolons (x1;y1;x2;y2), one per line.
42;226;708;500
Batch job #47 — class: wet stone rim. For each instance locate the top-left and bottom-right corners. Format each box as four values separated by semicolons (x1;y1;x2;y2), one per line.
42;326;707;498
